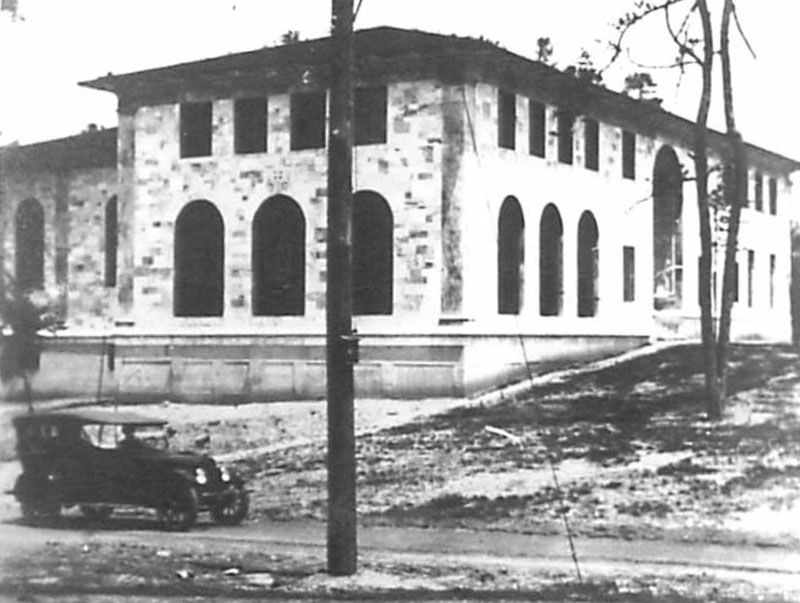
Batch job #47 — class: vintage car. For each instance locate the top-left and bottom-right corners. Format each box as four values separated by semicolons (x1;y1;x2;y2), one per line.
10;409;248;530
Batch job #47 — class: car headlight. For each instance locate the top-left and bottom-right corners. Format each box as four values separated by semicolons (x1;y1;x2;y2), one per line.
195;468;208;485
219;466;231;483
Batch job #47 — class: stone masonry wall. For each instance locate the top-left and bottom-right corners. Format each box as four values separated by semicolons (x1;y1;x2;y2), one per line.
125;80;445;335
1;165;119;330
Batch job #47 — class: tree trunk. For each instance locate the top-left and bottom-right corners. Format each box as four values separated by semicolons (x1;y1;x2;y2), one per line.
22;372;33;414
694;0;722;418
716;0;747;403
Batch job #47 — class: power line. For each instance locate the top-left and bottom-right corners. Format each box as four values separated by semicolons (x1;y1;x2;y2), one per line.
459;85;583;585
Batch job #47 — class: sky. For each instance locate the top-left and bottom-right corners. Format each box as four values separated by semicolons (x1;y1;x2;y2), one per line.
1;0;798;160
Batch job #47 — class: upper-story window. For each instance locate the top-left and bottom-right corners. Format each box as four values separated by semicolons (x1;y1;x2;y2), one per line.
769;177;778;215
234;97;267;154
498;90;516;150
104;196;118;287
584;118;599;171
528;99;545;158
622;129;636;180
754;172;764;211
557;110;574;164
355;86;387;146
290;91;326;151
180;101;212;158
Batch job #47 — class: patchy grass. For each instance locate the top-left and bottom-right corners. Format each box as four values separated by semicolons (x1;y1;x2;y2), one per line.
227;344;800;545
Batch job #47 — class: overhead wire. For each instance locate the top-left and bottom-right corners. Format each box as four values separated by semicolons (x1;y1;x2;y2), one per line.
459;85;583;584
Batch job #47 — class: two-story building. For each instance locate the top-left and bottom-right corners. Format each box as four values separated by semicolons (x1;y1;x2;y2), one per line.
1;26;798;401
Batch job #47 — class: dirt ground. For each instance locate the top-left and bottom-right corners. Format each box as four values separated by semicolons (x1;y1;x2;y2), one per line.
205;343;800;547
2;343;800;600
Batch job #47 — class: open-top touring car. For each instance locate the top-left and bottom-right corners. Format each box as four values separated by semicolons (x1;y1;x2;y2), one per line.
10;409;248;530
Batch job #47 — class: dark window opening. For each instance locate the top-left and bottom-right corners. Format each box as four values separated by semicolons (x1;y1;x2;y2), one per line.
180;101;212;158
174;200;224;317
557;110;574;164
15;198;45;291
498;197;524;315
252;195;305;316
770;254;776;308
769;177;778;215
733;261;739;303
353;191;393;315
754;172;763;211
622;130;636;179
529;99;545;157
577;211;599;317
539;204;563;316
623;246;635;302
498;90;516;150
653;146;683;310
584;118;599;171
234;97;267;154
290;91;326;150
104;196;118;287
747;249;755;307
355;86;387;146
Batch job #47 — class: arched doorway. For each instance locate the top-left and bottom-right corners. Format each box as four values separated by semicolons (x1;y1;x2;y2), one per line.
252;195;306;316
577;211;599;317
353;191;393;315
174;200;224;317
539;204;563;316
498;196;524;315
653;146;683;309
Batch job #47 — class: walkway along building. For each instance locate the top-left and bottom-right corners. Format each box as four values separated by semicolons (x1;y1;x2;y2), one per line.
1;27;798;401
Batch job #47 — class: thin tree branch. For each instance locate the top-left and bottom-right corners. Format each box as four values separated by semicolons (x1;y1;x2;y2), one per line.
731;2;757;59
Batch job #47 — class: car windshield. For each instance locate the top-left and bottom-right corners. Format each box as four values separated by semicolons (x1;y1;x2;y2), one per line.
81;423;169;451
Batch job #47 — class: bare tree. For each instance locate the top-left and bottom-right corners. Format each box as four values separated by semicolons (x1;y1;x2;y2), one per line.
611;0;752;418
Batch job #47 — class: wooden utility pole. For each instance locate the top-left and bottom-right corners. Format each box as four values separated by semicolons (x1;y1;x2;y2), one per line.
326;0;357;576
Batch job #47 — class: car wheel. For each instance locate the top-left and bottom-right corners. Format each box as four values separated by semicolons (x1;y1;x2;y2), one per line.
79;504;114;521
210;484;249;526
16;475;61;524
157;483;198;531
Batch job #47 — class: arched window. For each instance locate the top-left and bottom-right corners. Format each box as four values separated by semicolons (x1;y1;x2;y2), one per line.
498;196;524;314
353;191;393;315
104;196;118;287
15;198;44;291
252;195;306;316
653;146;683;310
174;200;224;317
577;211;599;317
539;204;563;316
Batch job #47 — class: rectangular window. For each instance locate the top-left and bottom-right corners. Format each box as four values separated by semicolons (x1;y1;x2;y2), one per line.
770;253;776;308
498;90;516;150
234;97;267;154
557;110;573;164
529;99;545;158
180;101;212;158
623;246;635;302
733;261;739;303
355;86;387;146
769;177;778;215
754;172;763;212
622;130;636;179
290;91;326;150
747;249;755;307
584;118;599;171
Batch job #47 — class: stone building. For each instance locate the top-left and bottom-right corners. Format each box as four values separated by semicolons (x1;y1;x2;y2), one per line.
1;27;798;401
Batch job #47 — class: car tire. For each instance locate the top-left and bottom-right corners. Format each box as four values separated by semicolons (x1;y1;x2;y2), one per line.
16;475;61;524
79;504;114;521
210;484;249;526
157;483;198;531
